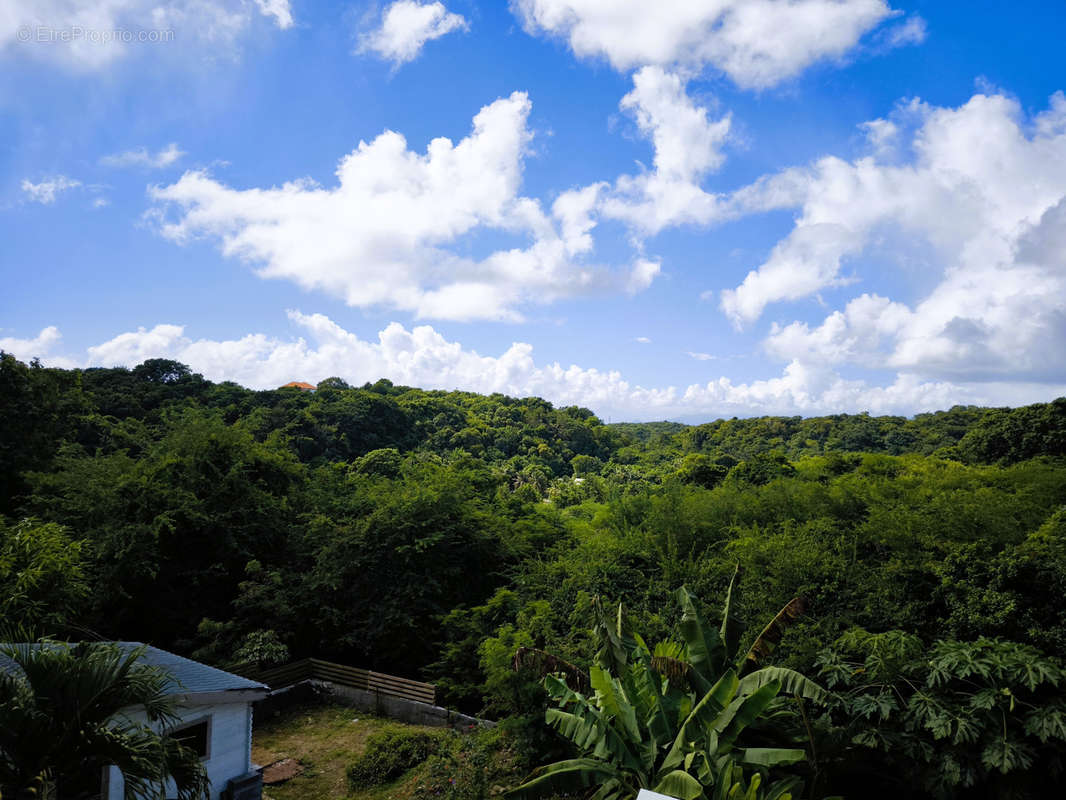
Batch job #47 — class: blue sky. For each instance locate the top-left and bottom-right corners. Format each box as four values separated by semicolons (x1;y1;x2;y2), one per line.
2;0;1065;421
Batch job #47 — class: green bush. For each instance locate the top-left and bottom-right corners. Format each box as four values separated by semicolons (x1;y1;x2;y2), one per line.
347;727;448;790
414;727;521;800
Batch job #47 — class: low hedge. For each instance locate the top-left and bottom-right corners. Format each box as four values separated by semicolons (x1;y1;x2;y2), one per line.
347;727;449;790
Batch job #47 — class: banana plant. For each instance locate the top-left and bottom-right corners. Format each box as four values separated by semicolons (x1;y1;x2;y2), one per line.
507;572;829;800
506;659;805;800
712;759;804;800
673;568;827;705
588;568;827;705
506;578;815;800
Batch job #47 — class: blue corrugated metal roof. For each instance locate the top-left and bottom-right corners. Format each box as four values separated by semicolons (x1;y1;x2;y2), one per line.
0;642;267;696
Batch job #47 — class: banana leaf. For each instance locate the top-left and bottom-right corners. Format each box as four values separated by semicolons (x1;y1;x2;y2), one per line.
735;748;807;768
737;667;827;705
677;586;726;693
504;758;622;800
718;680;782;751
653;769;706;800
719;565;745;663
629;649;676;749
513;646;590;692
593;596;629;675
739;598;807;674
662;669;739;771
764;775;804;800
590;665;641;745
590;777;629;800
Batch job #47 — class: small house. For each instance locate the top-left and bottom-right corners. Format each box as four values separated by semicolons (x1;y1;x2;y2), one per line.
103;643;269;800
1;642;269;800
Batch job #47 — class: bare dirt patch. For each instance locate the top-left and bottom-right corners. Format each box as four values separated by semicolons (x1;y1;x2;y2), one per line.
262;757;304;784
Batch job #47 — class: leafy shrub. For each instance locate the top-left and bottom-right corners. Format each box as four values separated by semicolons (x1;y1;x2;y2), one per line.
233;629;289;665
414;727;521;800
675;453;728;488
729;451;796;485
347;727;448;789
814;629;1066;798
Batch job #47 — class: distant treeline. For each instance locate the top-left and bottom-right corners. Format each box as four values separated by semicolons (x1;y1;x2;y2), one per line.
5;355;1063;515
620;400;1066;464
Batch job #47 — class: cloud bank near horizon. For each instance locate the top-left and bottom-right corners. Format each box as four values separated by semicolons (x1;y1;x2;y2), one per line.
5;313;1063;422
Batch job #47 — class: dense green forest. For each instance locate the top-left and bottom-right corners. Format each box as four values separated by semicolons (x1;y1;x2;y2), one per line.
3;351;1066;799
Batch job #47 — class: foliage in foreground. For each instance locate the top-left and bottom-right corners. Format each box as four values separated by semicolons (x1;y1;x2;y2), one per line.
812;630;1066;799
506;583;827;800
0;518;88;633
415;726;524;800
0;641;208;800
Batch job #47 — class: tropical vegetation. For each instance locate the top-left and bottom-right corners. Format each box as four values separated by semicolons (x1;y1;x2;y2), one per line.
2;351;1066;798
506;582;826;800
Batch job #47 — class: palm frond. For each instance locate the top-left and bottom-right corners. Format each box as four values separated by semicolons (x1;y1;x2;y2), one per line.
0;640;207;799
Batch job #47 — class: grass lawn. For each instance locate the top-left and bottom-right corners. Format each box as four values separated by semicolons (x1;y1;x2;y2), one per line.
253;703;438;800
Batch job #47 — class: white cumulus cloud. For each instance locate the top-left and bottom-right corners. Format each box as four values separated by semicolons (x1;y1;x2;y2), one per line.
21;175;81;204
0;326;77;368
149;92;657;322
253;0;293;29
740;90;1066;390
358;1;467;65
600;66;731;233
880;14;927;49
513;0;895;89
721;91;1066;333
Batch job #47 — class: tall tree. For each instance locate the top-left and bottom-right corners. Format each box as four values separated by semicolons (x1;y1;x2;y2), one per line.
0;519;89;633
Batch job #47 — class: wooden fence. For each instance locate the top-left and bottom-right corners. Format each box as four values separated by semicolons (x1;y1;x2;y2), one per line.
230;658;435;705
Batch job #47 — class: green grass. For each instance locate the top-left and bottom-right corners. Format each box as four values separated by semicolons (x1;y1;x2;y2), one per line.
253;704;439;800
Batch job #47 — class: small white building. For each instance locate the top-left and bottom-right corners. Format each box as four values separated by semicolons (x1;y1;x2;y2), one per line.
102;643;269;800
0;641;269;800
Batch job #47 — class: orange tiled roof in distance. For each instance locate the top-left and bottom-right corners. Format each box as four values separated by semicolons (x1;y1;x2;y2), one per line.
281;381;316;391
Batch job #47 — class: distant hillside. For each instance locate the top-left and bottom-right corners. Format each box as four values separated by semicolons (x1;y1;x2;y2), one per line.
3;354;1064;515
673;402;1066;464
608;421;689;442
